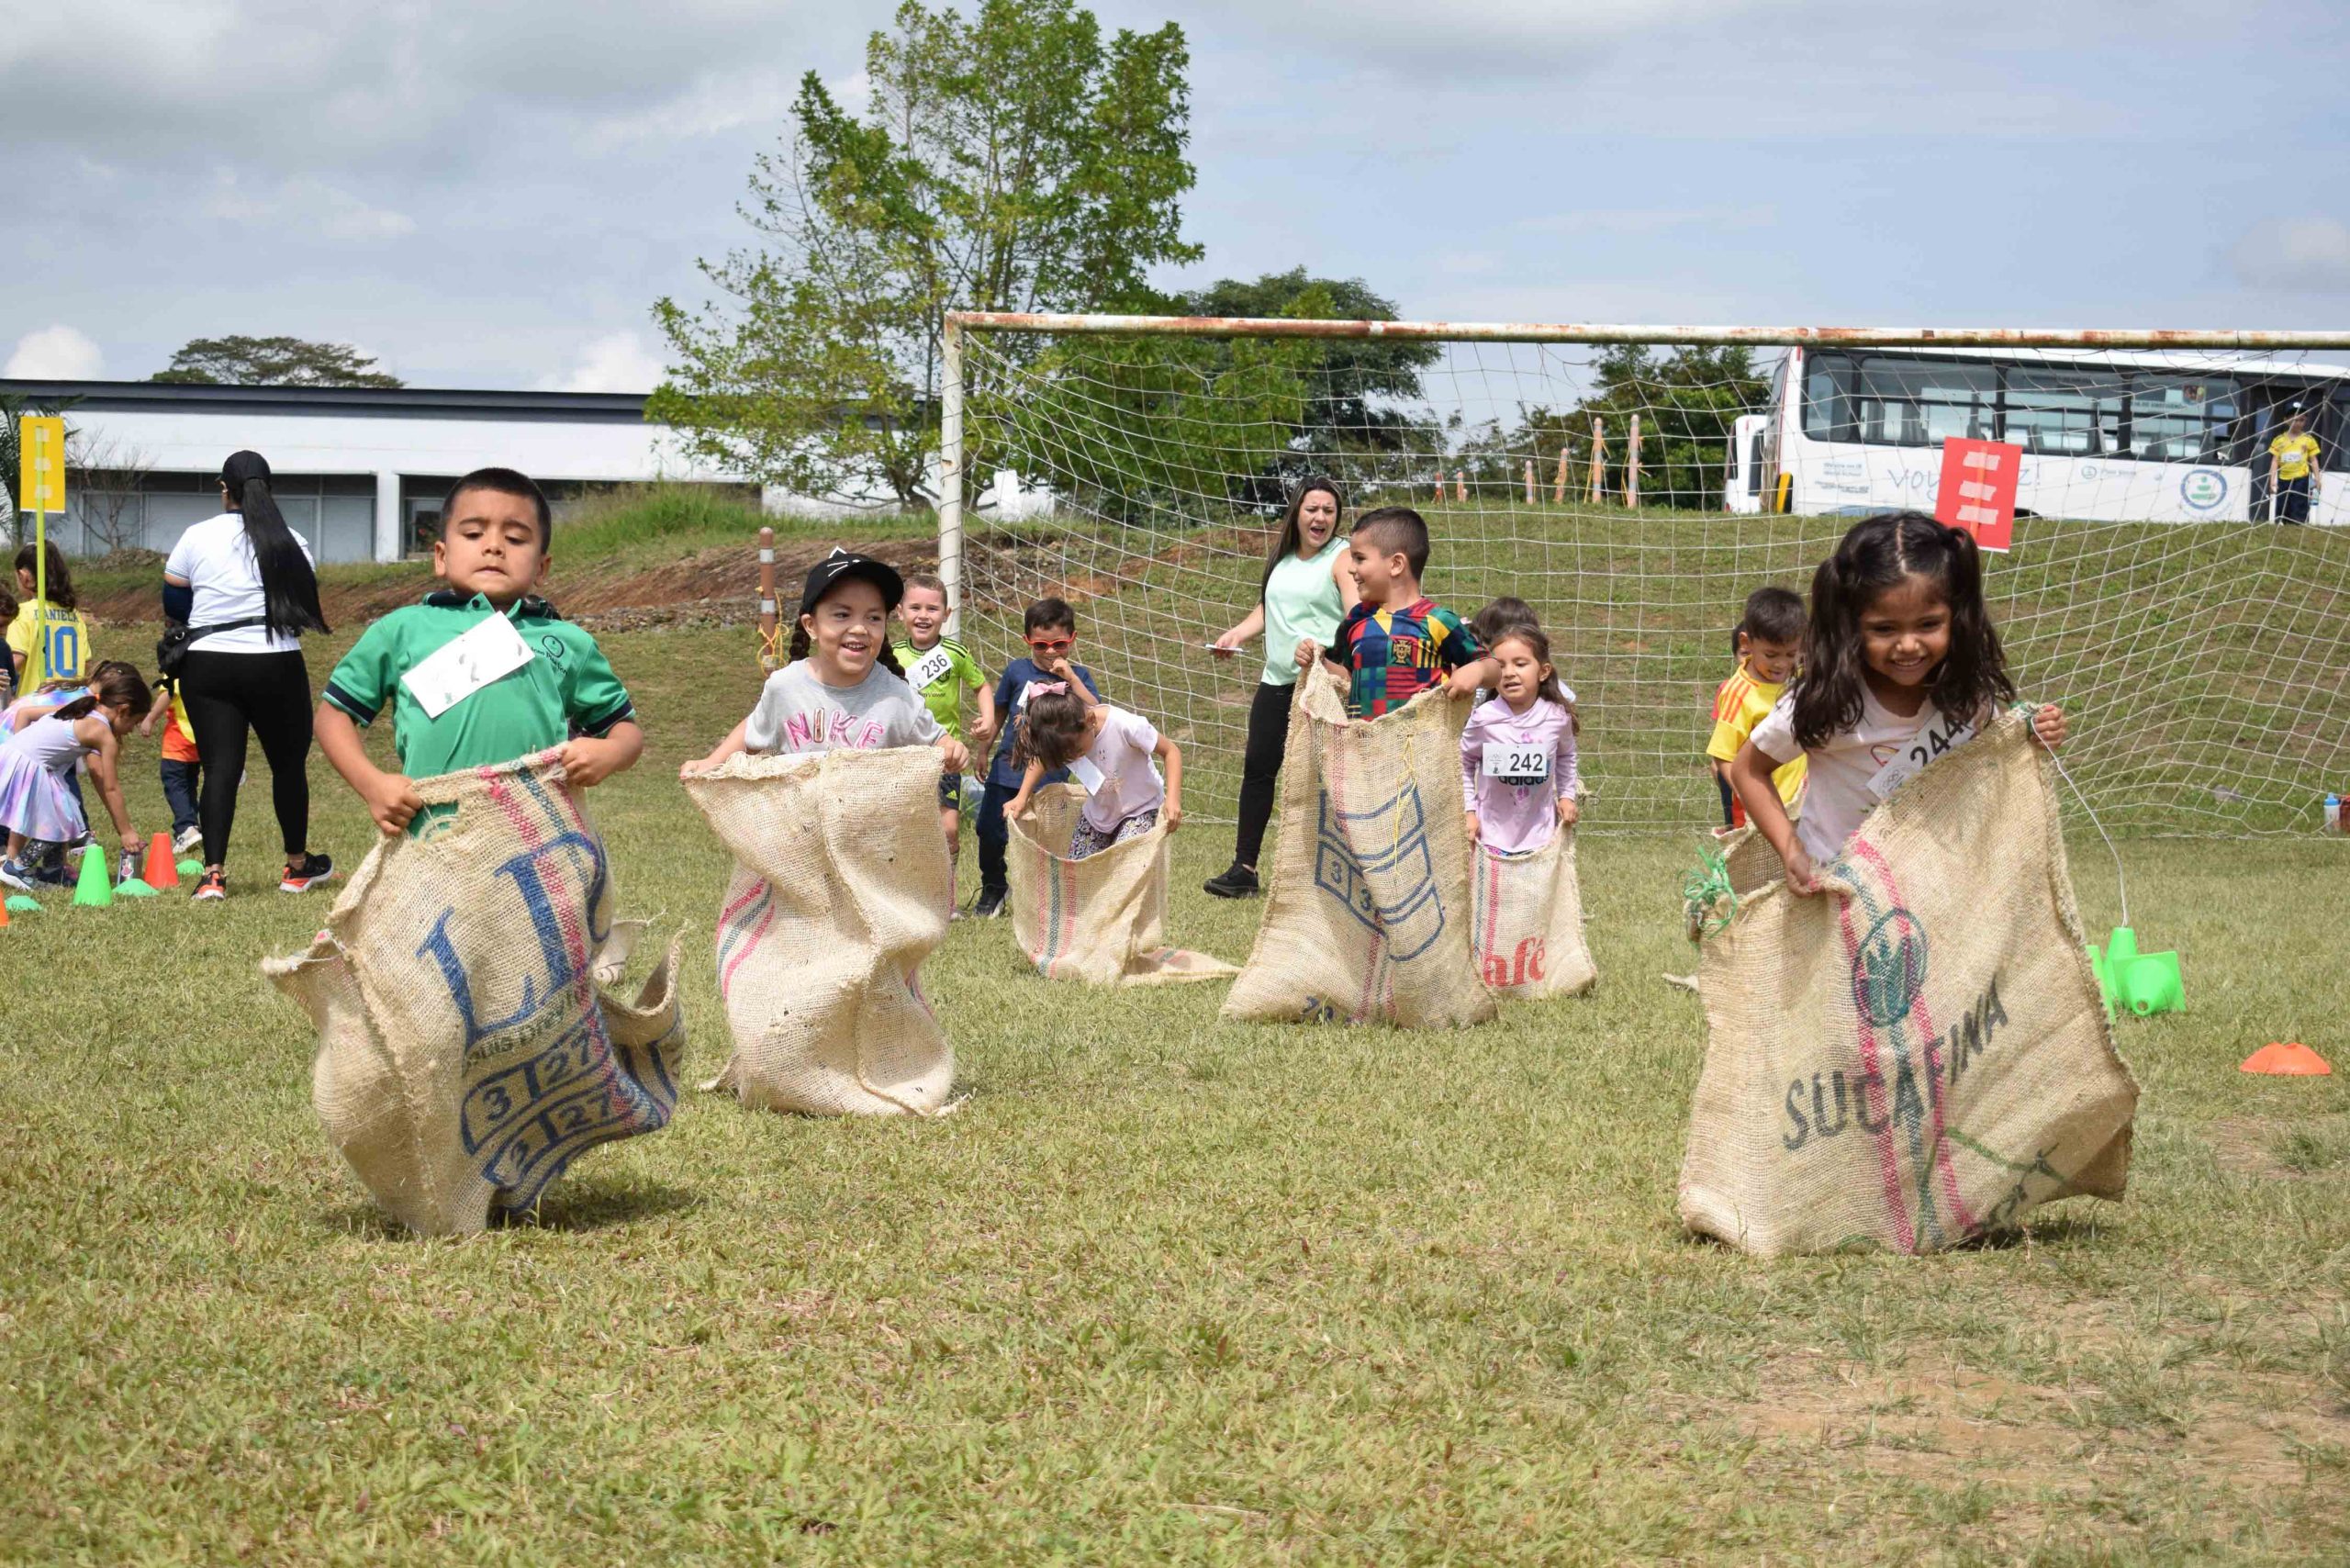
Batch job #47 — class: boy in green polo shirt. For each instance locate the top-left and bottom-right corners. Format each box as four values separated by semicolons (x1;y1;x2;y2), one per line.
890;571;997;876
315;467;644;835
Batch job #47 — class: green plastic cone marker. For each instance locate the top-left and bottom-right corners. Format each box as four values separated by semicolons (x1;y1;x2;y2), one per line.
71;846;115;908
3;895;38;914
175;858;202;877
2094;925;2184;1017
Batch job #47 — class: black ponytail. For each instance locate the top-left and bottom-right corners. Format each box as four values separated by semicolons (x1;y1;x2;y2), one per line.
220;450;329;638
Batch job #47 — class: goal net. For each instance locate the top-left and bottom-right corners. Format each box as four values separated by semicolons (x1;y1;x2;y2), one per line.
943;314;2350;837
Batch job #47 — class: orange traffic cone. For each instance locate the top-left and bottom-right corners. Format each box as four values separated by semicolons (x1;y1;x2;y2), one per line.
2241;1041;2332;1076
0;897;9;928
141;832;179;890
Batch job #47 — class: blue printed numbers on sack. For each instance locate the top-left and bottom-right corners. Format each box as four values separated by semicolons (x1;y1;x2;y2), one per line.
1314;782;1447;959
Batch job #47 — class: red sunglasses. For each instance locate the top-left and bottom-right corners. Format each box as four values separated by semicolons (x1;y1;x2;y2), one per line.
1025;635;1073;654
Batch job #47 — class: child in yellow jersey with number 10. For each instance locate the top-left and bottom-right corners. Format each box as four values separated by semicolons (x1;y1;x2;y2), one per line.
1707;586;1807;833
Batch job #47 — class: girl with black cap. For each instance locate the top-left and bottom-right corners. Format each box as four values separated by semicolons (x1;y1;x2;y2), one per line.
162;449;333;901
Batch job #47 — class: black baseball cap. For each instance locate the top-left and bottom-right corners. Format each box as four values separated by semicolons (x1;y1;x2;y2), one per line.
799;548;904;618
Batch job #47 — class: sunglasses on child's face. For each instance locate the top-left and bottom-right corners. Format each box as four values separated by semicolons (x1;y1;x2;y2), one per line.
1026;636;1073;655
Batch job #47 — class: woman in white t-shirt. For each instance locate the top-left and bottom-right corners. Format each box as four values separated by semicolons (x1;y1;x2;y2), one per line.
1731;511;2067;894
162;449;333;902
1001;683;1183;858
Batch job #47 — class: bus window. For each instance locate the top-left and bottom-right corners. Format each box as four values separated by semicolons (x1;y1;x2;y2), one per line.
2001;368;2123;457
1855;357;1994;446
1802;353;1855;442
2126;375;2238;464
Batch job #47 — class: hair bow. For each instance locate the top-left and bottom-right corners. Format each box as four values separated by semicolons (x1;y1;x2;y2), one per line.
1029;680;1069;695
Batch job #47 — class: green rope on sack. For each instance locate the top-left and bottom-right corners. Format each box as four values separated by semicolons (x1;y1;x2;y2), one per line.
1681;846;1738;944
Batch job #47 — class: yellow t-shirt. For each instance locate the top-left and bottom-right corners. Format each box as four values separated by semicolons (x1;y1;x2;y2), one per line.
5;599;91;690
2270;431;2321;482
1708;662;1807;808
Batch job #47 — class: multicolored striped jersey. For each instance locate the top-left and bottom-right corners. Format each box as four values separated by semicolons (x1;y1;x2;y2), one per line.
1332;597;1479;719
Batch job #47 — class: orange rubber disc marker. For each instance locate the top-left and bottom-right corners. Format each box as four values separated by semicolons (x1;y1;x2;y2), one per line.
2240;1042;2333;1076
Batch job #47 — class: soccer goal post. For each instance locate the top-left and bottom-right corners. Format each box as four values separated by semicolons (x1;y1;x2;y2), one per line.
939;310;2350;836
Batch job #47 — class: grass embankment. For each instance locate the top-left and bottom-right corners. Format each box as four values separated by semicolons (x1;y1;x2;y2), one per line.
1;595;2345;1561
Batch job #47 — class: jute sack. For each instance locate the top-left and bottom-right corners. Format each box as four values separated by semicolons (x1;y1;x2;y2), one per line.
1009;784;1237;986
1678;710;2138;1257
1223;676;1495;1029
264;752;686;1237
683;745;953;1115
1469;829;1598;1000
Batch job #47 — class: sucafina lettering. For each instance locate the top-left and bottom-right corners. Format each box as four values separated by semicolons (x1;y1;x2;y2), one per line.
1780;977;2010;1152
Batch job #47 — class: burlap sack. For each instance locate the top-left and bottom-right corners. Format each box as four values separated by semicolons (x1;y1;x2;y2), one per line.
265;752;685;1238
1224;676;1496;1028
683;745;954;1115
1678;711;2138;1257
1008;784;1238;986
1470;830;1598;1000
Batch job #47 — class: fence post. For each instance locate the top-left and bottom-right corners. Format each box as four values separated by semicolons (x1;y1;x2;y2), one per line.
1552;443;1572;505
1588;419;1606;505
1628;414;1642;508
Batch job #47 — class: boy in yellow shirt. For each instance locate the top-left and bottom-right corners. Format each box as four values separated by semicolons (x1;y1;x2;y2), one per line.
1707;586;1807;831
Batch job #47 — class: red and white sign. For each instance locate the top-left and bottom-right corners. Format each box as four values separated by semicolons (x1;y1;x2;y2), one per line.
1934;438;2020;552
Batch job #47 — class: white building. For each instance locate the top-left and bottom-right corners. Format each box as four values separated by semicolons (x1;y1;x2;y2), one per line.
2;377;1056;565
0;377;755;565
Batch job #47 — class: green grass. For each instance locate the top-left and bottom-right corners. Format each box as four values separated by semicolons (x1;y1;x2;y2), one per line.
3;616;2347;1563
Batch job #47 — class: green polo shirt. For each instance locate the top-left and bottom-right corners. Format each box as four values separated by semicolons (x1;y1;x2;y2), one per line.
322;591;636;780
890;634;988;736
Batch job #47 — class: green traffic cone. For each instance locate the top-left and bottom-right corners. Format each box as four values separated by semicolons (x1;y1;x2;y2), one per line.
71;846;114;908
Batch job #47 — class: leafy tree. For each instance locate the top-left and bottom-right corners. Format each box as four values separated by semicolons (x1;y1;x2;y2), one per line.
1184;270;1438;487
651;0;1200;509
1459;346;1768;509
151;336;403;387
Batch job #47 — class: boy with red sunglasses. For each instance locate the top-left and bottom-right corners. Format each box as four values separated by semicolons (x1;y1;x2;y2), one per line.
974;596;1100;917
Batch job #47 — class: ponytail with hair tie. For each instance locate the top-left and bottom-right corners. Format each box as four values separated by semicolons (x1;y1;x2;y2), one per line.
218;450;329;639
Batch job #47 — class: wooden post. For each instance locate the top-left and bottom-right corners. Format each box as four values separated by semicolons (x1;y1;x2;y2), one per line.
1432;473;1446;502
1588;418;1606;505
1552;443;1572;505
756;524;779;670
1454;469;1467;504
1627;414;1642;509
1523;458;1536;505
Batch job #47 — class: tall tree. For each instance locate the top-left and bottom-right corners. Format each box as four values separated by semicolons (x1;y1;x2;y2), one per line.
650;0;1199;508
151;336;403;387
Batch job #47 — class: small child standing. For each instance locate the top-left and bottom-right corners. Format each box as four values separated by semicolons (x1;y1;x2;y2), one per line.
891;571;998;873
1731;510;2066;895
317;468;645;841
683;550;969;777
1460;625;1579;853
973;597;1101;917
0;664;149;892
140;676;205;854
1303;508;1492;716
0;588;17;709
1707;586;1807;831
8;543;91;694
1002;685;1182;857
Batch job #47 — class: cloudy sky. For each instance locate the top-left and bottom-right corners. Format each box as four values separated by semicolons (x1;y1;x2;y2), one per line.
6;0;2348;389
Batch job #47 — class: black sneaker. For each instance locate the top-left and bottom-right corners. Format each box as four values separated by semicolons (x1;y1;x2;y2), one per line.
1202;864;1260;899
972;888;1008;919
280;853;336;893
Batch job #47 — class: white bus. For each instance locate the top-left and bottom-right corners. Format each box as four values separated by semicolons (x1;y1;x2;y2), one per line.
1727;345;2349;523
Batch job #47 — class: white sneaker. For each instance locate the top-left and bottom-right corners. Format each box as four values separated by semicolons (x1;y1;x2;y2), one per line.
173;825;203;855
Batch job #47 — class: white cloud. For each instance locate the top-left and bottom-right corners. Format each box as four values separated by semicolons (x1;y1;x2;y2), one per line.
537;331;666;393
202;173;415;242
5;325;104;379
2231;218;2350;293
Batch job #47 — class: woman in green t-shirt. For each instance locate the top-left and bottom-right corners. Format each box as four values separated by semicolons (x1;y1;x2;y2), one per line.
1203;478;1359;898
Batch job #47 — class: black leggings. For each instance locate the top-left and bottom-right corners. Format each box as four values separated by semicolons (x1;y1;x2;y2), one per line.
178;648;314;868
1232;680;1296;869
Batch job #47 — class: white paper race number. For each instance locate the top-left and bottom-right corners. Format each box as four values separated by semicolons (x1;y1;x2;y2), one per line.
1480;744;1550;783
907;645;956;690
400;612;534;719
1069;756;1106;792
1866;714;1975;799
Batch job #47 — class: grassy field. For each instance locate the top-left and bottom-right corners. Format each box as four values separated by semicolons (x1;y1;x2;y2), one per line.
3;597;2346;1562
